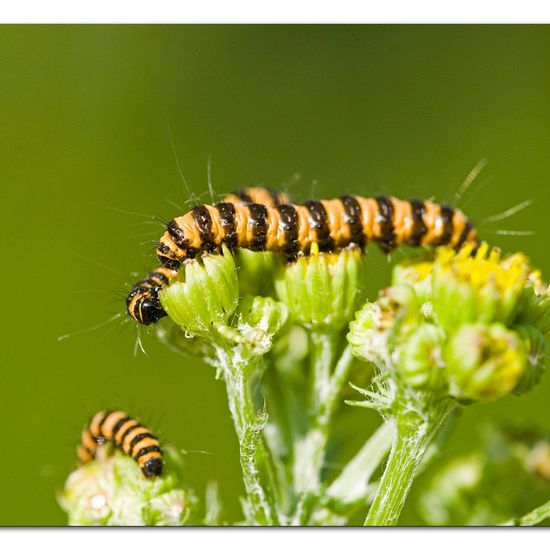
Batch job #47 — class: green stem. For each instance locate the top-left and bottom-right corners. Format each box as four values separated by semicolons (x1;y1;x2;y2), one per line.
309;331;338;413
365;399;457;526
327;420;396;505
292;333;355;524
312;421;395;526
319;345;355;425
513;499;550;526
262;361;299;515
216;347;279;525
239;408;276;525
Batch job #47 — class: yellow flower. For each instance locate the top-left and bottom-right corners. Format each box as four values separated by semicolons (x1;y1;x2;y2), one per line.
432;243;532;330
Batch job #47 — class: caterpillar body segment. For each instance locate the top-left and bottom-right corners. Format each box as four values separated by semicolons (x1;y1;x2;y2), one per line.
78;410;163;478
127;192;477;325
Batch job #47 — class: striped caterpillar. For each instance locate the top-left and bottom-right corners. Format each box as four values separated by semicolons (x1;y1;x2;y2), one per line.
126;189;477;325
78;410;163;478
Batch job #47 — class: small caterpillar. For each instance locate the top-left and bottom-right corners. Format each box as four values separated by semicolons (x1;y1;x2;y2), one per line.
127;191;477;325
77;410;163;478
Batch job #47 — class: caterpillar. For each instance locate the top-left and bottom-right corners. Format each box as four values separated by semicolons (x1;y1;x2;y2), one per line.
126;187;291;325
77;410;163;478
127;191;477;325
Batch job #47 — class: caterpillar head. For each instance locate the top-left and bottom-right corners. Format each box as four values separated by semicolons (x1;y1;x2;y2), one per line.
126;286;167;325
141;456;163;478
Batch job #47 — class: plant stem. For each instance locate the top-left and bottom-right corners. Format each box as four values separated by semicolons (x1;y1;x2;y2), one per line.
216;347;279;525
327;420;396;505
309;331;338;412
261;363;296;514
292;333;355;524
515;499;550;526
365;398;457;526
319;345;355;425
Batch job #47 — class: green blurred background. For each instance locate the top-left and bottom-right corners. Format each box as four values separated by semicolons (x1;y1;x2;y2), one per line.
1;25;550;525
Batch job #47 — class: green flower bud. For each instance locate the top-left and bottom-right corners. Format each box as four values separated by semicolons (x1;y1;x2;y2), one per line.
348;301;393;366
446;323;527;401
517;279;550;336
159;246;239;339
512;324;548;395
348;284;421;366
385;283;421;314
350;246;549;405
144;489;197;526
59;446;198;526
222;295;290;356
398;323;446;389
275;245;368;332
432;244;530;331
392;258;435;306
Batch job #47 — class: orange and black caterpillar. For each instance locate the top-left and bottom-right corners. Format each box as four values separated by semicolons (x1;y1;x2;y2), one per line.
78;410;163;478
127;190;477;325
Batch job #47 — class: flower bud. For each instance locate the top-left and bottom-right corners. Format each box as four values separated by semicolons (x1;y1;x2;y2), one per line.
431;244;530;331
144;489;198;526
275;245;368;332
446;323;527;401
517;280;550;336
59;446;198;526
398;323;446;389
159;246;239;339
226;295;290;356
348;283;422;366
512;324;548;395
391;258;435;305
348;301;393;366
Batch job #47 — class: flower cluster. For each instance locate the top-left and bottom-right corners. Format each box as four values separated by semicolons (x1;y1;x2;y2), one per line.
59;446;197;526
349;244;550;403
61;232;550;527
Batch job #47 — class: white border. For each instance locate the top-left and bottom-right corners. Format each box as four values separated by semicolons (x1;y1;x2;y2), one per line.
1;3;549;543
1;0;550;23
0;528;548;549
